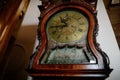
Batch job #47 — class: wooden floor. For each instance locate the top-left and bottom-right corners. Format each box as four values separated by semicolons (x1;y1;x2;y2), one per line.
107;6;120;48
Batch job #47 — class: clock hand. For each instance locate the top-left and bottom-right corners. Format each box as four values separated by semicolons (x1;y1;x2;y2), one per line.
59;16;68;27
50;24;66;28
65;13;71;20
50;24;66;32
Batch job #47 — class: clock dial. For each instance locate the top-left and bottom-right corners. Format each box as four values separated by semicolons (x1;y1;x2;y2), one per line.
47;9;89;43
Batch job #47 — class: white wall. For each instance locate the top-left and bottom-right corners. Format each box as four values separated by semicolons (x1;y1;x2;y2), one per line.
112;0;120;4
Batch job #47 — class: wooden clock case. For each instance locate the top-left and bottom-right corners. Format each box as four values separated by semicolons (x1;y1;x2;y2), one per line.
27;0;112;80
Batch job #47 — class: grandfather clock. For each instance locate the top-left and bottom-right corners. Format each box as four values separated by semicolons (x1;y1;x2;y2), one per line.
27;0;112;80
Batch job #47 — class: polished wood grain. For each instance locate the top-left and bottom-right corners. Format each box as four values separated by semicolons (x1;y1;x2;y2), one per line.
0;0;30;80
0;0;29;63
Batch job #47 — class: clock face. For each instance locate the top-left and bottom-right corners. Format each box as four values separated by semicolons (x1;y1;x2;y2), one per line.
46;9;89;43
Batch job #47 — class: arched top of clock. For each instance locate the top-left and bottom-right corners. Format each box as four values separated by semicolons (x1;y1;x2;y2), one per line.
38;0;97;19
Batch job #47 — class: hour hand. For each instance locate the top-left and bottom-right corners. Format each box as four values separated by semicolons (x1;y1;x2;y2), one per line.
59;16;68;26
50;24;66;28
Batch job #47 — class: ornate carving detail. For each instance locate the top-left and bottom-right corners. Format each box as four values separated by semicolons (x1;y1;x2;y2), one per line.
92;15;110;68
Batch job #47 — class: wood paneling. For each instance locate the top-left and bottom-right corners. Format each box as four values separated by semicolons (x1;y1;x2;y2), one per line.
0;0;30;80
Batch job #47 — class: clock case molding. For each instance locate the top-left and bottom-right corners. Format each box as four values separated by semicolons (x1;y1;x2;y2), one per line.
27;0;113;79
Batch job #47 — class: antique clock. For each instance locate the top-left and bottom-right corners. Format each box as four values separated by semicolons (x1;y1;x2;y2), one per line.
27;0;112;80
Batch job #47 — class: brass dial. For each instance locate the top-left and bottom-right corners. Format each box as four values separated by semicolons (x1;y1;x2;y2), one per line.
47;9;89;43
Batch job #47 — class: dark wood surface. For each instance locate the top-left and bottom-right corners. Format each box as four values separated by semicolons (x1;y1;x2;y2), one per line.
0;0;29;63
0;0;21;63
0;0;30;80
